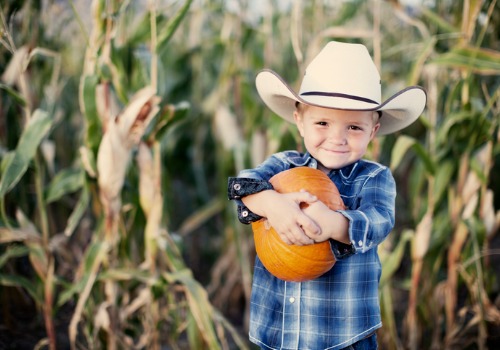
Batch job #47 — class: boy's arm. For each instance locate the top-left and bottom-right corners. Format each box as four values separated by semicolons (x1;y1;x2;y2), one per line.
302;166;396;254
242;190;321;246
301;201;350;244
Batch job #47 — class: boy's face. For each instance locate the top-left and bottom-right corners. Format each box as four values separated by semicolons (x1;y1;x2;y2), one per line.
294;105;380;172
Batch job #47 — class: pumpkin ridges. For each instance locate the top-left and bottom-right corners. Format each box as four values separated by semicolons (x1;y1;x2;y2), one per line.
252;167;346;282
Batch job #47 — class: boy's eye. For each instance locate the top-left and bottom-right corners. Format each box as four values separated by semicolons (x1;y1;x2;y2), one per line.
316;121;328;126
349;125;362;130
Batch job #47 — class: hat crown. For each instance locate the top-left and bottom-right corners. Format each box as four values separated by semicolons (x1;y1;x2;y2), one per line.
299;42;382;107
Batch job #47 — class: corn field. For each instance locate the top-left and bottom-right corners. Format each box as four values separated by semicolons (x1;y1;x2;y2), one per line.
0;0;499;349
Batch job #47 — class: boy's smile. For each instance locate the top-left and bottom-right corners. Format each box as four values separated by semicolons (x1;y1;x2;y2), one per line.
294;105;380;172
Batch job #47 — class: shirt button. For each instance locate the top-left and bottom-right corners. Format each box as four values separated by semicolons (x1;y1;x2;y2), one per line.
233;183;241;191
241;210;249;218
358;240;363;247
289;297;295;303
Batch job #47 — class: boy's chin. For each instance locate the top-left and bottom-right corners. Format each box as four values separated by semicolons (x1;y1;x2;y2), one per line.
318;160;355;171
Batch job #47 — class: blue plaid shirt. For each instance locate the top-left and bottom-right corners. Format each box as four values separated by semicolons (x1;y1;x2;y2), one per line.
227;151;396;350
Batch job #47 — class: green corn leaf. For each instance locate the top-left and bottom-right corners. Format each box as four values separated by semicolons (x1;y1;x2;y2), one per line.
45;168;85;203
0;245;30;269
0;109;52;197
390;135;417;171
64;183;90;237
0;83;27;106
433;160;455;206
157;0;193;54
420;6;459;34
380;230;413;286
57;277;86;307
430;46;500;75
436;111;475;147
0;273;43;305
412;142;436;176
408;37;436;86
81;74;101;152
391;135;435;176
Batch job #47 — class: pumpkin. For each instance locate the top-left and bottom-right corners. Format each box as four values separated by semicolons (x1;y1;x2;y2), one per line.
251;167;346;282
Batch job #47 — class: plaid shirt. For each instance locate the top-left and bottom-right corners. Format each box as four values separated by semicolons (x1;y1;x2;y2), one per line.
227;151;396;350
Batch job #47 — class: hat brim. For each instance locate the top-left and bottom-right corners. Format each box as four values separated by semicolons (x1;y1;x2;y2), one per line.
256;69;427;135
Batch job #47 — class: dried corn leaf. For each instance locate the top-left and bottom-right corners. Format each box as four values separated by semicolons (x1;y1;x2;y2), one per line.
412;211;433;260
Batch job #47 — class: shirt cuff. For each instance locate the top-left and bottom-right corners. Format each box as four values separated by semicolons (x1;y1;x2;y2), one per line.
237;205;263;224
228;177;274;224
330;240;356;259
227;177;274;199
338;210;372;253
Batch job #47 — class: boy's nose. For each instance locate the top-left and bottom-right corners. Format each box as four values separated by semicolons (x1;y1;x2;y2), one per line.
328;127;347;145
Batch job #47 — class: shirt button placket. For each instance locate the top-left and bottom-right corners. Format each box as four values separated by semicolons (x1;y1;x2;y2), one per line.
283;282;300;349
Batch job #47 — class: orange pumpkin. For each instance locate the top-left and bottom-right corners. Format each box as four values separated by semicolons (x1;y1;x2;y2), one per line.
252;167;345;282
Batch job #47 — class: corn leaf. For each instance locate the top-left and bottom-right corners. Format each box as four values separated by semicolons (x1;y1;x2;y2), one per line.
433;160;455;206
430;46;500;75
0;227;41;244
390;135;417;171
380;230;413;286
45;168;85;203
420;6;459;34
0;83;27;106
165;269;221;350
0;245;30;268
81;74;101;152
436;111;476;146
62;240;108;309
57;277;86;307
157;0;193;54
64;183;90;237
0;273;43;305
0;109;52;197
391;135;435;175
98;268;151;283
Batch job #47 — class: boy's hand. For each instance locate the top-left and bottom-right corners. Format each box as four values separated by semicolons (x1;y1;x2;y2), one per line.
302;201;350;244
242;190;320;245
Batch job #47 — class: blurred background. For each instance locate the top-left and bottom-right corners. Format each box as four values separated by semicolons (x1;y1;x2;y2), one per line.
0;0;499;349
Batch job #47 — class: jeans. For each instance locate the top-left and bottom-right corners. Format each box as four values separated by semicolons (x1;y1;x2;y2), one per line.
344;333;378;350
258;333;378;350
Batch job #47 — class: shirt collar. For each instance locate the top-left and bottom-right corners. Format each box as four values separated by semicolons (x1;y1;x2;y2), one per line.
288;152;360;179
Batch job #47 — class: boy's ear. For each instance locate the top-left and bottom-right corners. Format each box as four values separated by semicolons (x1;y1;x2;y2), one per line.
370;111;381;139
370;122;381;139
294;111;305;137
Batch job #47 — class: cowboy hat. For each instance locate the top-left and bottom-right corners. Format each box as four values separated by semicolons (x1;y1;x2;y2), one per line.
255;41;426;135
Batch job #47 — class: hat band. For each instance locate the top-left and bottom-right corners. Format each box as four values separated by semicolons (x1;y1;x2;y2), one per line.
301;91;379;105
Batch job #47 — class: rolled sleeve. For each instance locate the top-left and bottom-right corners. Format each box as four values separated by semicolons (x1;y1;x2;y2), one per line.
227;177;274;224
227;177;273;200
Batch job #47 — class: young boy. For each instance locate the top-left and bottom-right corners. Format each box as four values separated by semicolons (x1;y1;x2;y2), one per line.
228;41;426;350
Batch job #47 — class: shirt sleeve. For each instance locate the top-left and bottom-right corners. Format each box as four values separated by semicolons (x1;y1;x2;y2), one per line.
226;153;290;224
227;177;273;224
337;166;396;254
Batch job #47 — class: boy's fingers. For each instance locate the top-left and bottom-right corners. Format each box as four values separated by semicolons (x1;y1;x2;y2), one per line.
279;222;315;246
297;214;320;238
294;190;317;204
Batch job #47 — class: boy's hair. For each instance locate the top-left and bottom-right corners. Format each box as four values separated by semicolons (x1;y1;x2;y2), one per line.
294;102;381;124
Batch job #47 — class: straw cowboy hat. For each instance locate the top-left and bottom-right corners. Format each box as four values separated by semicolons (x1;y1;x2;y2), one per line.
255;41;426;135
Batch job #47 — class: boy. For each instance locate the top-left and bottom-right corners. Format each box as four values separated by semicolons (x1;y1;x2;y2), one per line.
227;41;426;350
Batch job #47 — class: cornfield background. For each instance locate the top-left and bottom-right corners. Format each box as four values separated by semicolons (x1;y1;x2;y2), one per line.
0;0;499;349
